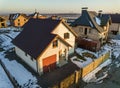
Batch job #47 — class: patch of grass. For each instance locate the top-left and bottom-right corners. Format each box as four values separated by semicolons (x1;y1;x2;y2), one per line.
82;52;96;59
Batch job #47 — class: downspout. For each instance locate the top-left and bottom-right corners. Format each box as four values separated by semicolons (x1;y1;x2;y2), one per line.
36;59;39;74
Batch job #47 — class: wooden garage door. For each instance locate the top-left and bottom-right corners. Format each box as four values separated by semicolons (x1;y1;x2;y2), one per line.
43;54;56;73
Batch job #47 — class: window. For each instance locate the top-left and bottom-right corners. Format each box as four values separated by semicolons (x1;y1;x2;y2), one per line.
64;33;69;39
53;40;58;48
18;19;20;21
89;29;91;33
84;28;87;35
79;27;83;32
18;23;20;26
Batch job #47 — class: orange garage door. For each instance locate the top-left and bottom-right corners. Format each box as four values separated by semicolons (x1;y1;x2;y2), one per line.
43;54;56;73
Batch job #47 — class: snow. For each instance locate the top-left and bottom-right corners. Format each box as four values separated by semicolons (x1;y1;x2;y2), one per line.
0;27;20;50
0;64;14;88
83;59;112;83
95;17;101;25
13;14;19;20
0;27;40;88
1;58;38;87
89;21;93;27
71;47;110;68
71;56;92;68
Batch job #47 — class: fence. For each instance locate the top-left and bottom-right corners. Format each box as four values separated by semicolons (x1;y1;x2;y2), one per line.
52;51;110;88
52;70;82;88
82;51;110;77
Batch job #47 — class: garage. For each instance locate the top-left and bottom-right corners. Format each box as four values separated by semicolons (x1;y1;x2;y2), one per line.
43;54;56;73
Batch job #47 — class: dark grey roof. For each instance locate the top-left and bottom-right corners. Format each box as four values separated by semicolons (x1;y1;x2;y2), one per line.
109;14;120;23
99;14;111;26
12;18;61;59
71;10;111;33
9;13;28;20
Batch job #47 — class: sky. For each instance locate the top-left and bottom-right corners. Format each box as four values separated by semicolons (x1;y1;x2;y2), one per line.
0;0;120;14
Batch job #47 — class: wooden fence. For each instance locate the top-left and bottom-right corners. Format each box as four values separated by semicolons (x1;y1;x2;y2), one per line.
52;70;82;88
52;51;110;88
82;51;110;77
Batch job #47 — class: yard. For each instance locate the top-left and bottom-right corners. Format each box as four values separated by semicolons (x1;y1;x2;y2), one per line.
0;27;40;88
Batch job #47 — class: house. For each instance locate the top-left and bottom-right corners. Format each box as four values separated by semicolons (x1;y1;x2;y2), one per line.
12;18;77;75
9;13;28;27
71;8;111;46
28;12;47;19
109;14;120;35
0;16;7;28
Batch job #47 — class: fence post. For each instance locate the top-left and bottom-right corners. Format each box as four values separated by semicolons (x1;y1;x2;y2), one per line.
75;70;79;84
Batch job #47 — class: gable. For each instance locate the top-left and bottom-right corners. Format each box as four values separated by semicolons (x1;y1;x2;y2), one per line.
52;22;76;47
38;36;70;60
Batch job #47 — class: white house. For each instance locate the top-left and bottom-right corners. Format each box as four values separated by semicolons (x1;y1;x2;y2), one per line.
12;18;77;75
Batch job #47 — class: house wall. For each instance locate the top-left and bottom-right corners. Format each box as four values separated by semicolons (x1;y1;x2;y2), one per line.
0;17;7;28
72;26;100;40
109;23;120;33
37;38;69;74
15;46;37;72
0;21;6;28
52;23;76;54
14;15;28;27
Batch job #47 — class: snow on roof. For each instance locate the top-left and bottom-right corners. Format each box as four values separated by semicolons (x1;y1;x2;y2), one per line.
95;17;101;25
89;21;93;27
13;14;19;20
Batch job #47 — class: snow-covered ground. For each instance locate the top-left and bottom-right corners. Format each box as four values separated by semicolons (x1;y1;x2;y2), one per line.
70;45;110;68
0;64;14;88
70;37;120;85
0;27;40;88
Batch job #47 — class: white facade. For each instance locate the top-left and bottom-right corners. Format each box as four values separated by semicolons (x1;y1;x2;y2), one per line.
52;22;76;54
15;46;37;72
14;22;76;75
37;38;69;74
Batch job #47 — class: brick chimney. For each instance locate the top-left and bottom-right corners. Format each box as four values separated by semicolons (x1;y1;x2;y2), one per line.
81;7;88;15
98;10;103;17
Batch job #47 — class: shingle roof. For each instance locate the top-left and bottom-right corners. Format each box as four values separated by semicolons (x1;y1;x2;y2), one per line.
12;18;61;59
9;13;28;20
109;14;120;23
71;10;111;33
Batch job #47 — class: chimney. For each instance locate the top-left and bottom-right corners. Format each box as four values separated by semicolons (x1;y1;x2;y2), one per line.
82;7;88;10
98;10;102;17
81;7;88;15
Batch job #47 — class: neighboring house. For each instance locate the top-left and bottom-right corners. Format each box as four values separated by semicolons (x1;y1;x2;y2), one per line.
109;14;120;35
12;18;77;75
71;8;111;45
9;13;28;27
0;16;7;28
28;12;47;19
